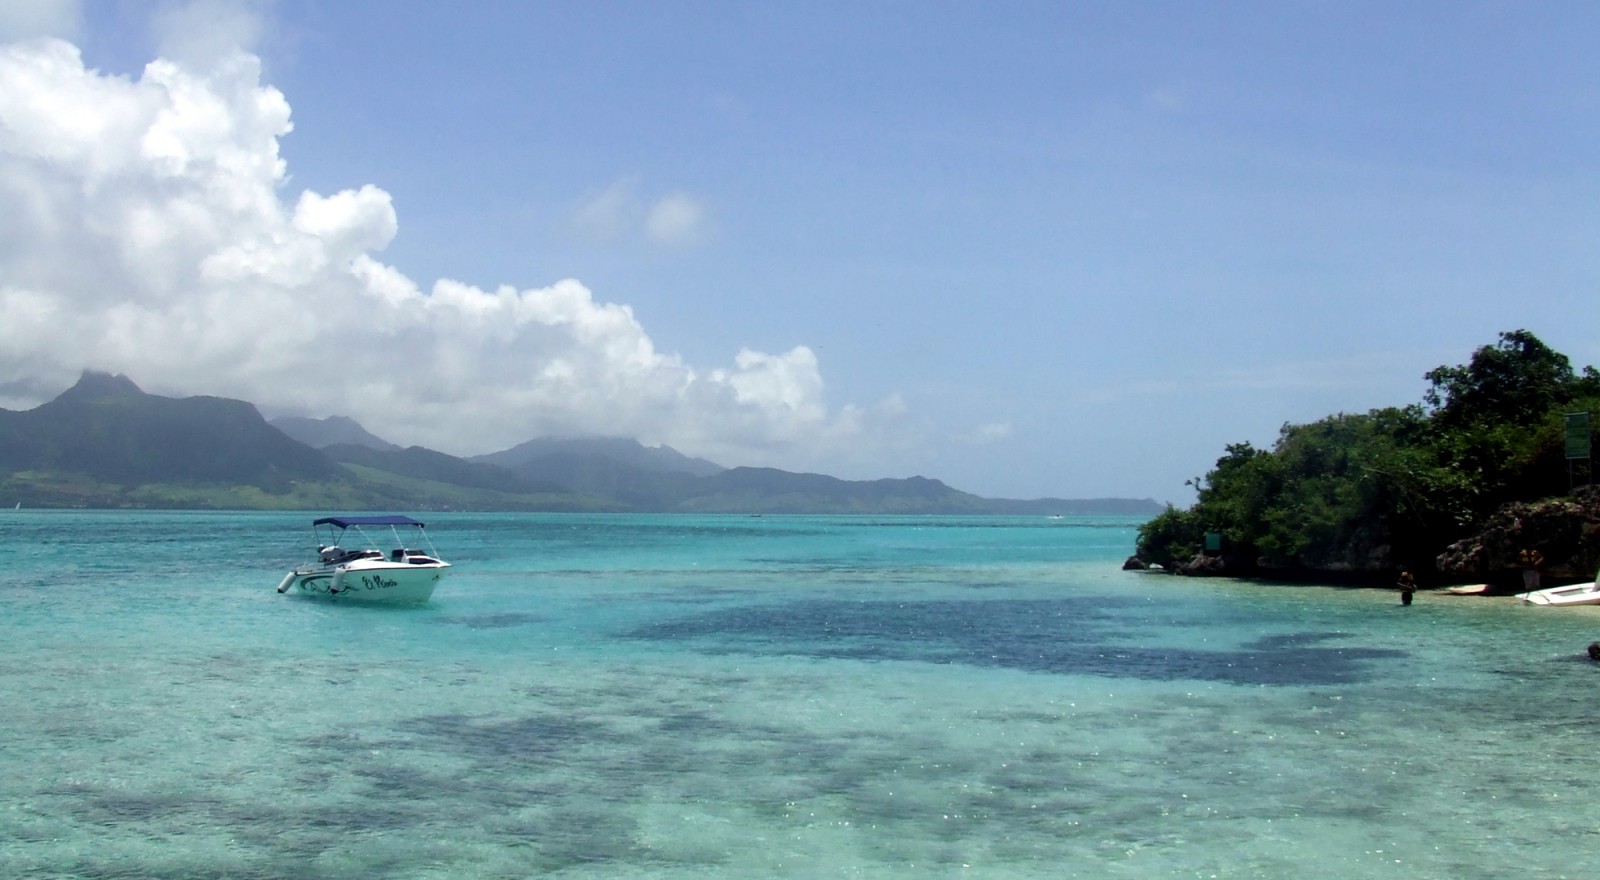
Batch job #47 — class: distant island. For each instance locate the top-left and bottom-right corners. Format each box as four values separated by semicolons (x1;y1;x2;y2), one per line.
0;371;1161;516
1133;330;1600;589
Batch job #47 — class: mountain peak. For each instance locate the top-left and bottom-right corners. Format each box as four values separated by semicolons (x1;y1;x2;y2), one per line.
474;435;725;478
4;372;333;488
61;371;144;401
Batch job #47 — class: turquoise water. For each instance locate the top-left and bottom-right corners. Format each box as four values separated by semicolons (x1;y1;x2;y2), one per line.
3;511;1598;879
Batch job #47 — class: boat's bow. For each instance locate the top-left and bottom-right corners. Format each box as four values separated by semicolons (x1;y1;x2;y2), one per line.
1517;581;1600;606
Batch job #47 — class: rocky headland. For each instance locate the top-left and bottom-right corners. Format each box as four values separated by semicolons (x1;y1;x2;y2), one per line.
1129;486;1600;593
1434;485;1600;592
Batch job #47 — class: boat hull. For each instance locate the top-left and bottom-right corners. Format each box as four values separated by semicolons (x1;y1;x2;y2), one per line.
1516;583;1600;606
282;560;449;603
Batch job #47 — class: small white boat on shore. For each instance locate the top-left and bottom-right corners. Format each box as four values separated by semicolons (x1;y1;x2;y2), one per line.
1516;577;1600;607
277;515;449;603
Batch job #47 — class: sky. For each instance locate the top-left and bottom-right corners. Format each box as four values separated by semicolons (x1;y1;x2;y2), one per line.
3;0;1599;504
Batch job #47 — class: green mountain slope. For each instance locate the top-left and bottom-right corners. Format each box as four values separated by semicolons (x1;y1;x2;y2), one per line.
473;436;725;478
322;444;567;496
271;415;400;451
1;373;1163;515
677;468;988;514
0;372;332;488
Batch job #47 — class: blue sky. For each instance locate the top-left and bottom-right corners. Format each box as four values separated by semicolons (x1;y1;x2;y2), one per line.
3;0;1599;503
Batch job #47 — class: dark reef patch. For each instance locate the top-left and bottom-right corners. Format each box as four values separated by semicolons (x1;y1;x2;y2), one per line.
624;598;1404;686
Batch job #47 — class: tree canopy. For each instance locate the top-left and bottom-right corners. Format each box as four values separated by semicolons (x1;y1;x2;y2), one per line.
1136;331;1600;579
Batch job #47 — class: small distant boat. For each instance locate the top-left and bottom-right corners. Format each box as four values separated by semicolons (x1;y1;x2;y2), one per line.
277;515;450;603
1516;576;1600;607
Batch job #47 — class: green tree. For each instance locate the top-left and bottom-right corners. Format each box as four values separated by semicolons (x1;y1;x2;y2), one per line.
1423;329;1576;429
1136;330;1600;579
1135;505;1203;569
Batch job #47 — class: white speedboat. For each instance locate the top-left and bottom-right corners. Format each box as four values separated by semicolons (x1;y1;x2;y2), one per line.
1516;578;1600;607
277;515;449;603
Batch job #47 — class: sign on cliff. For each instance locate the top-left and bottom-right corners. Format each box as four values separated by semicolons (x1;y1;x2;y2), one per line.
1565;412;1591;460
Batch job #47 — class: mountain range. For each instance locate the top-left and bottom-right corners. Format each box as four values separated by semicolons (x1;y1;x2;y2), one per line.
0;372;1162;515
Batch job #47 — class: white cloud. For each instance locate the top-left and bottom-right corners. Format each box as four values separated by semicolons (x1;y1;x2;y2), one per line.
711;347;826;417
645;191;710;246
0;34;896;468
573;177;711;248
0;0;81;43
957;422;1013;445
151;0;266;70
572;177;642;243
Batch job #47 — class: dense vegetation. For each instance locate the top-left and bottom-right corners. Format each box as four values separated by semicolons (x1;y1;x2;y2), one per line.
1136;331;1600;579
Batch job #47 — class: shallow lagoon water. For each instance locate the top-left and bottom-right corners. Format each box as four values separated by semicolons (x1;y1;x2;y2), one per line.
2;511;1598;878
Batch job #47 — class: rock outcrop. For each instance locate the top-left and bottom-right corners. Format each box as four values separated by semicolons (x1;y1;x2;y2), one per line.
1436;486;1600;584
1174;554;1231;577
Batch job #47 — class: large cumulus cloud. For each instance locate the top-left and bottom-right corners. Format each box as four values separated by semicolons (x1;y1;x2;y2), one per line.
0;35;900;467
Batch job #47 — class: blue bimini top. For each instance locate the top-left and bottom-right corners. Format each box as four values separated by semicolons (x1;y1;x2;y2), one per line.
312;515;427;529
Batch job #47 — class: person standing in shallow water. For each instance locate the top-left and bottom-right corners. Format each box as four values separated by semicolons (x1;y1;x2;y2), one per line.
1396;571;1416;606
1519;548;1544;591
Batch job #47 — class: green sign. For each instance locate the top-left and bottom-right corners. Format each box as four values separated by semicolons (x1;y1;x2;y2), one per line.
1566;412;1591;460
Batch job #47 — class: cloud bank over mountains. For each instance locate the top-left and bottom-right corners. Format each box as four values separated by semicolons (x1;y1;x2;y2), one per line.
0;34;902;469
